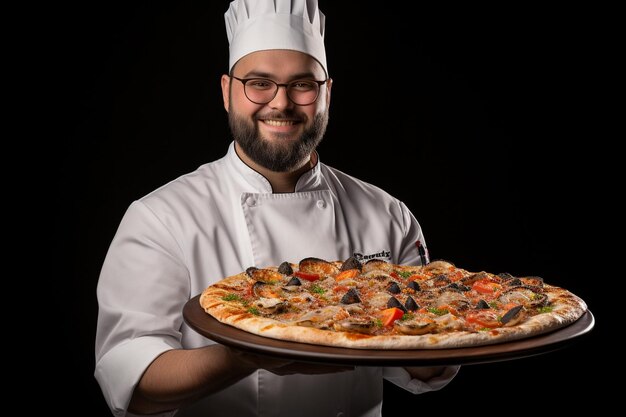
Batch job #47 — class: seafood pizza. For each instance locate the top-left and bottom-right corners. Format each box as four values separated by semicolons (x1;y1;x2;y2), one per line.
199;257;587;349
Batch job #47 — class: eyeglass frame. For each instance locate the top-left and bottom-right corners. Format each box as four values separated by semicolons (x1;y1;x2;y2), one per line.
230;76;328;105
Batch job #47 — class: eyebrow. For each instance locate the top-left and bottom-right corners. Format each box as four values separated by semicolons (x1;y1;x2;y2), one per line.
239;71;320;80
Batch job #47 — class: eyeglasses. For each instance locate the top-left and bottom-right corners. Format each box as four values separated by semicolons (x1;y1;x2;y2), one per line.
231;76;327;105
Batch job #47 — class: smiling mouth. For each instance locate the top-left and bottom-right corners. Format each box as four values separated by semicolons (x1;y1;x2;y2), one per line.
263;119;298;127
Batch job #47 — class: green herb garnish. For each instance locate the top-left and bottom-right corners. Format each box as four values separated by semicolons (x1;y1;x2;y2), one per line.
427;307;449;316
310;285;326;294
400;313;414;321
397;270;413;279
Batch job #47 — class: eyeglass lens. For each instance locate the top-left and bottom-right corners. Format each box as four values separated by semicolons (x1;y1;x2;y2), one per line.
243;79;321;105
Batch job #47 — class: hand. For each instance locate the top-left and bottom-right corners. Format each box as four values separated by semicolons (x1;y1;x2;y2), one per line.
228;347;354;376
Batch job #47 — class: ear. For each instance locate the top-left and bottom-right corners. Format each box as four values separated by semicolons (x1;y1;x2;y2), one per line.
221;74;231;112
324;78;333;109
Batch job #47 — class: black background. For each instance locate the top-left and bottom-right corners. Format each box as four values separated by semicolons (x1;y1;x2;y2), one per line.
52;1;617;415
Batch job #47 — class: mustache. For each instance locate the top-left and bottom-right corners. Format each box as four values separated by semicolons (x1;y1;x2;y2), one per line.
255;110;302;120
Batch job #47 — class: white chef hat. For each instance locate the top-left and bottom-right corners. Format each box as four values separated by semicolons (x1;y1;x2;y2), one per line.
224;0;327;76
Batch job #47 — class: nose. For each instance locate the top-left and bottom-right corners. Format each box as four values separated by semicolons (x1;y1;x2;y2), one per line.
268;84;293;109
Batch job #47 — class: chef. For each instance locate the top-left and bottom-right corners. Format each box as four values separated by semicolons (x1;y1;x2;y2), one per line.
94;1;460;416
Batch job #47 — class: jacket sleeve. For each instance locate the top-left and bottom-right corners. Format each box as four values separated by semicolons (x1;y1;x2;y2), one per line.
94;201;190;417
394;200;430;266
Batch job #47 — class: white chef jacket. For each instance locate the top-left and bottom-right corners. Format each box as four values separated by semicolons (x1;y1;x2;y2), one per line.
95;141;459;417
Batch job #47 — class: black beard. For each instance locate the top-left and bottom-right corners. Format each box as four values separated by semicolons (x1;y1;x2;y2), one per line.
228;110;328;172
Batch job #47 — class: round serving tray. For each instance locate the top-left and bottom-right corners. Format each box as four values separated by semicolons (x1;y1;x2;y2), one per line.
183;294;594;366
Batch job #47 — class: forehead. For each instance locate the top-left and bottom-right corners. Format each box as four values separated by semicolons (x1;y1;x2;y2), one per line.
233;49;326;79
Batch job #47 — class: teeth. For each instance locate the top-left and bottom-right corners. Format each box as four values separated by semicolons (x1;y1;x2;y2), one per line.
265;120;295;127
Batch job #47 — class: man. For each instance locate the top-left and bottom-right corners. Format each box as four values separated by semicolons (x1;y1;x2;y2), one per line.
94;1;460;415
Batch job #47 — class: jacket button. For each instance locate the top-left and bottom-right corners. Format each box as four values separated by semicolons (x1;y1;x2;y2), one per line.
246;197;256;207
316;200;326;209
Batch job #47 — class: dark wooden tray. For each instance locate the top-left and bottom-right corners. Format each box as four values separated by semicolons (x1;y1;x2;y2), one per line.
184;294;595;366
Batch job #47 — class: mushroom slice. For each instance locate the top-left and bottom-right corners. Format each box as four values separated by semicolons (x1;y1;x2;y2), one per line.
497;272;516;281
519;276;544;288
333;317;376;334
394;315;437;335
434;313;464;331
423;259;455;275
365;291;395;309
499;287;547;307
292;306;344;328
504;278;523;287
246;268;284;282
429;274;451;288
435;289;470;310
252;297;288;314
252;281;283;298
362;259;393;273
460;271;490;286
299;257;340;276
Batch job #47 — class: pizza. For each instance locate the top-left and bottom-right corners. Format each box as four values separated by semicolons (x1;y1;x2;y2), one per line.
199;256;587;349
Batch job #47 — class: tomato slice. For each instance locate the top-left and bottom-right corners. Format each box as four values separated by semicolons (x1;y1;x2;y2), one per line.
465;310;501;328
471;278;503;295
335;269;359;281
332;285;350;293
379;307;404;326
294;271;320;282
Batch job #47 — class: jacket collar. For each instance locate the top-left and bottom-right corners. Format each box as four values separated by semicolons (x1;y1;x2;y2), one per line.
225;141;325;193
